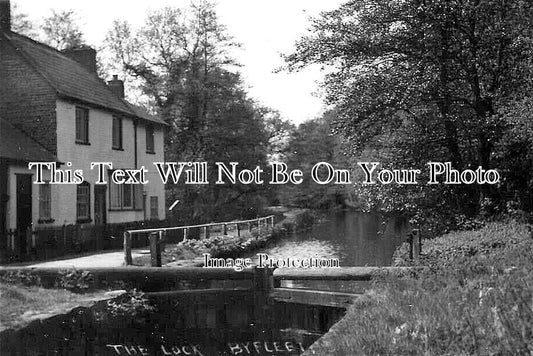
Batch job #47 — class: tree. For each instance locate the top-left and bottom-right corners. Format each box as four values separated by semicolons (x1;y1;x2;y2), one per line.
285;0;533;223
277;111;352;209
42;10;84;50
262;109;295;163
106;1;239;153
11;3;36;37
106;1;271;222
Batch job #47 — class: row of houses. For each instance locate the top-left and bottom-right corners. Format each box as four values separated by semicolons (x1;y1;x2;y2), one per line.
0;1;167;262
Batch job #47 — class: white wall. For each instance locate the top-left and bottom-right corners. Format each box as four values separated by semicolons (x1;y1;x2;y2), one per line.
50;99;166;226
137;121;166;220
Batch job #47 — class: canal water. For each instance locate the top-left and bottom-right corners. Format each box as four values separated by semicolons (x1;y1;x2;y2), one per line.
0;211;407;356
256;210;407;267
247;210;408;293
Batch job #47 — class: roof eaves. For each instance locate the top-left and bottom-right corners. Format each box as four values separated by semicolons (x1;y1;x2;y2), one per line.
56;92;136;118
0;119;60;163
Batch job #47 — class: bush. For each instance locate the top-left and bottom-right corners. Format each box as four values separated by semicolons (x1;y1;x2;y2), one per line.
0;270;41;287
95;289;155;322
315;222;533;355
54;269;94;292
294;210;316;231
393;221;531;268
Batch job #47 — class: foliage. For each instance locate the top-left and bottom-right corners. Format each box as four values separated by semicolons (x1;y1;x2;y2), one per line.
176;226;270;258
293;209;316;231
0;270;41;287
285;0;533;223
180;234;231;254
54;269;94;292
95;289;155;323
492;96;533;212
263;110;296;163
314;222;533;355
393;221;531;267
11;3;36;37
106;1;273;222
277;112;353;209
41;10;85;50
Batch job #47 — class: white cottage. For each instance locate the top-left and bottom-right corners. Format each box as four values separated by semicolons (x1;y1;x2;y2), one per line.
0;1;167;261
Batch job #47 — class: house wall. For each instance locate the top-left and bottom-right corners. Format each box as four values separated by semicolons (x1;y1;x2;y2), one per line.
137;121;167;221
53;99;165;225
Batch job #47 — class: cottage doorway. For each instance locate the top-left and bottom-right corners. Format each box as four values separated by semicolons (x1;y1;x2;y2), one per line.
94;185;107;225
16;174;32;255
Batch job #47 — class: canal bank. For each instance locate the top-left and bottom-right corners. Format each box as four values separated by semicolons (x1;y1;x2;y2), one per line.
1;210;412;355
0;265;353;355
303;221;533;355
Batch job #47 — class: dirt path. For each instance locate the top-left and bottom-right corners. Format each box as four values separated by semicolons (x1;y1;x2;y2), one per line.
24;248;150;268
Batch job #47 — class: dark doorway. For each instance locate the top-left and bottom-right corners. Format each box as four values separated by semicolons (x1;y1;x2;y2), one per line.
94;185;107;225
16;174;32;255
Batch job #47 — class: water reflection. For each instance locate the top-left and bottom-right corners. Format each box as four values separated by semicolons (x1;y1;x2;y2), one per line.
249;211;408;292
254;211;407;267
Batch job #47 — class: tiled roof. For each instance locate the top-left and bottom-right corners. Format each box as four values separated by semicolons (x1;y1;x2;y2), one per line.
125;102;167;126
0;118;58;162
3;32;167;126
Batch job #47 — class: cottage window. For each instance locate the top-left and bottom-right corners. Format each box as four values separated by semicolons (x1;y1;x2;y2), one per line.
109;170;143;210
75;107;89;144
146;124;155;153
76;182;91;221
122;184;133;209
39;182;51;220
109;176;122;209
150;196;158;219
112;116;123;149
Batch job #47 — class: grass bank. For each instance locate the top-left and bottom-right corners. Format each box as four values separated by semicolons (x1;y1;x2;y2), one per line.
0;283;118;332
306;221;533;355
0;269;132;332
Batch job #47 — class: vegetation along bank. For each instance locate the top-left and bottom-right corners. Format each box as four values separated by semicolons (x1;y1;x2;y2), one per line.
305;221;533;356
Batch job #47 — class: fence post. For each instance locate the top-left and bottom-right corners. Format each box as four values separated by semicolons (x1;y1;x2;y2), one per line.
205;226;210;239
248;222;252;232
270;216;274;228
183;228;188;240
150;232;162;267
258;219;262;237
160;230;166;252
223;224;228;235
236;223;240;237
124;231;132;265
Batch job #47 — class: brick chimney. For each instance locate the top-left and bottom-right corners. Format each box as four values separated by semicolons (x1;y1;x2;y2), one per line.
108;75;125;99
62;46;97;74
0;0;10;32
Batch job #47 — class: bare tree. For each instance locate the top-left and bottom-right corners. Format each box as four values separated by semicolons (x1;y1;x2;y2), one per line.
41;9;84;50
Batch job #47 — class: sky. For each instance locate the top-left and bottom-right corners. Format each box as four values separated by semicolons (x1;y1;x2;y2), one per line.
14;0;345;124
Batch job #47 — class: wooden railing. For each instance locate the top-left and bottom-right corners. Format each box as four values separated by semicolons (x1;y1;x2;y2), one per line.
123;215;275;266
